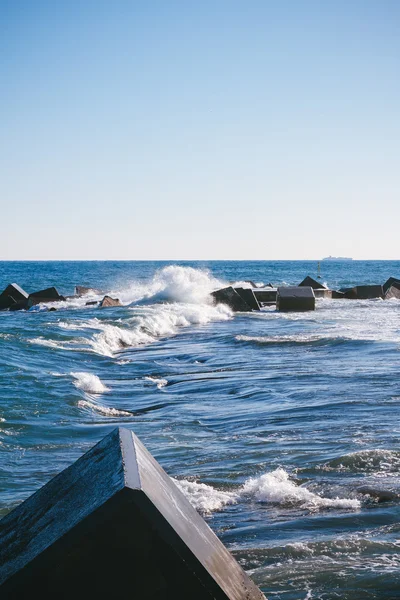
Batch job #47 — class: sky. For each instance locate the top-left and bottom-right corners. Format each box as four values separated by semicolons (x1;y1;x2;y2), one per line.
1;0;399;260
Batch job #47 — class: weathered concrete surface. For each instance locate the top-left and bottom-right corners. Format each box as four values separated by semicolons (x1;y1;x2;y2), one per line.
382;277;400;295
331;290;345;299
99;295;122;308
211;287;253;312
313;289;333;299
277;287;315;312
75;286;104;296
0;428;266;600
344;285;383;300
299;276;327;290
253;288;277;304
385;285;400;300
234;288;260;311
0;284;29;310
27;287;65;308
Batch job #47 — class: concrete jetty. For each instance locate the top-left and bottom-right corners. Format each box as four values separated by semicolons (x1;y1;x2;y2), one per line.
0;428;266;599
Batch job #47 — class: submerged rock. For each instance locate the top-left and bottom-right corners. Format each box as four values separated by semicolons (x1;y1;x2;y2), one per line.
357;485;398;503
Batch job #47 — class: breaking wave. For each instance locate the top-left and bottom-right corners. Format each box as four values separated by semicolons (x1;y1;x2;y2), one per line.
174;467;360;515
71;372;109;394
77;399;131;417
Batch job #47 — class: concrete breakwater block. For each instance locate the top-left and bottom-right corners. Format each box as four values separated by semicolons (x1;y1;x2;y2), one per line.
99;295;122;308
382;277;400;295
234;288;260;311
75;285;104;296
0;284;29;310
385;285;400;300
253;288;277;304
331;290;345;299
299;276;327;290
313;289;333;299
0;428;266;600
27;287;65;308
211;287;253;312
344;285;383;300
277;286;315;312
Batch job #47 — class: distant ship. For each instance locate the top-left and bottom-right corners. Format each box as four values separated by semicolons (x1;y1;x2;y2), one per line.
322;256;353;261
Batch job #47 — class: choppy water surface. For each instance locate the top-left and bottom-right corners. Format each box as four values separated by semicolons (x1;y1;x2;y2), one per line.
1;260;400;599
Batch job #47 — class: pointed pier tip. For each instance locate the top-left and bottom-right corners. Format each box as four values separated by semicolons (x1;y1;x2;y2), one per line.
0;427;266;599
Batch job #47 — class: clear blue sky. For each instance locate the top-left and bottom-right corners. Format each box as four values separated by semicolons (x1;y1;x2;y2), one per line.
1;1;399;259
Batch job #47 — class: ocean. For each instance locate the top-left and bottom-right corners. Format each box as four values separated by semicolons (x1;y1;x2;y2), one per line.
1;260;400;599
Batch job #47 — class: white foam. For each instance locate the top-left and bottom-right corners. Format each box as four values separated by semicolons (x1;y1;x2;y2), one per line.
71;372;109;394
241;468;360;510
173;478;238;514
144;376;168;389
173;468;360;514
88;303;232;357
77;399;131;417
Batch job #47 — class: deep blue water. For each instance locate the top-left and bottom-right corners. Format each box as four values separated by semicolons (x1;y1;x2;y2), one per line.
1;260;400;599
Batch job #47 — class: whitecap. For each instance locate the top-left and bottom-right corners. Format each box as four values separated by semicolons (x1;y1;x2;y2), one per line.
71;372;109;394
172;478;238;514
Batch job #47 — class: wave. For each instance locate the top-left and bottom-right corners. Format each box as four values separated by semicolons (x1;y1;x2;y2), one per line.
77;399;131;417
58;303;232;357
241;468;360;510
174;467;360;515
144;376;168;389
320;450;400;474
71;372;109;394
172;479;238;514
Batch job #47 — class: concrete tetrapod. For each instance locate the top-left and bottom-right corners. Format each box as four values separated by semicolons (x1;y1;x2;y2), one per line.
0;428;266;600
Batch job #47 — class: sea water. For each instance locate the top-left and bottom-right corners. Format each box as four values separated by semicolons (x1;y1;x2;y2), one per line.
1;260;400;599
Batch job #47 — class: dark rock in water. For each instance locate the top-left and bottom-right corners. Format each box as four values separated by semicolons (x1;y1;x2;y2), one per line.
344;285;383;300
48;307;57;312
85;300;99;306
313;289;333;298
254;288;277;304
299;276;328;290
211;287;252;312
385;285;400;300
75;285;104;296
0;428;265;600
27;287;65;308
331;290;345;299
357;486;398;502
234;287;260;311
0;283;29;310
99;295;122;308
277;286;315;312
382;277;400;295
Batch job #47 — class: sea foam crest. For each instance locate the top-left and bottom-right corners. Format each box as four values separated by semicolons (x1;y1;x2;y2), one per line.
71;372;109;394
172;479;238;514
241;468;360;510
174;468;360;514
